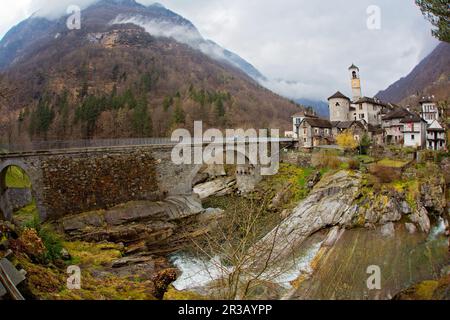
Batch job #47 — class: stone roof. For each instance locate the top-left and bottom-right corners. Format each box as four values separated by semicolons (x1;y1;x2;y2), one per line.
332;121;365;130
292;111;317;118
353;96;389;107
303;118;332;128
420;96;435;104
348;64;359;70
382;107;413;120
368;124;383;133
400;113;426;123
328;91;350;101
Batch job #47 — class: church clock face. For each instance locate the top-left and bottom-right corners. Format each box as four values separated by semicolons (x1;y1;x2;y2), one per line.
352;79;361;88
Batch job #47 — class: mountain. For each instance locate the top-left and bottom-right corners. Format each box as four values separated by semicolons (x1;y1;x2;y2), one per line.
294;98;329;118
0;0;302;144
376;42;450;107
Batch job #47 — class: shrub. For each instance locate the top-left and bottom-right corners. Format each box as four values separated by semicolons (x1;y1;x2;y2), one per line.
312;152;341;170
369;164;401;183
347;159;360;170
336;130;358;152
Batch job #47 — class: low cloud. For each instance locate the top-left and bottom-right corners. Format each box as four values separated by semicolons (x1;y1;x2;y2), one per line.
0;0;441;102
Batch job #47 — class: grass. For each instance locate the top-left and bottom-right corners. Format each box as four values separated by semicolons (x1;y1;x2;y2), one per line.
5;166;31;188
377;158;409;168
356;155;375;164
391;179;420;210
14;200;38;226
64;241;123;268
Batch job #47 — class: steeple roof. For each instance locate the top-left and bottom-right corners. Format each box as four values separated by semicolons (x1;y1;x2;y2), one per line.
348;63;359;70
328;91;350;101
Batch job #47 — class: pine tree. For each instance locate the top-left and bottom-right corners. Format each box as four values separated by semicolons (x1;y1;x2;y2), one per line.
416;0;450;42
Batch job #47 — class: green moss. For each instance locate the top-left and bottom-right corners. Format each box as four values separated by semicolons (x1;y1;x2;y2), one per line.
391;179;419;210
5;166;31;188
377;159;409;168
14;201;38;226
164;286;206;300
64;241;123;268
356;155;375;164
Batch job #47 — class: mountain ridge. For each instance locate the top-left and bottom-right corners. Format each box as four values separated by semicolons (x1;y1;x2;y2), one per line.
0;0;303;144
376;42;450;107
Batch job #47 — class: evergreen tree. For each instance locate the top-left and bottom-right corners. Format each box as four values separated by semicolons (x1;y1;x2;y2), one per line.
173;101;185;125
416;0;449;42
132;96;152;137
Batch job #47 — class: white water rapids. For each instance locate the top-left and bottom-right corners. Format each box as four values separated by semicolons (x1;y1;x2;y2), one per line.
169;240;324;291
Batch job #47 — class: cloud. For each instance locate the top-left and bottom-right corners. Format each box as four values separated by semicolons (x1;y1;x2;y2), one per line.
111;14;249;73
0;0;441;101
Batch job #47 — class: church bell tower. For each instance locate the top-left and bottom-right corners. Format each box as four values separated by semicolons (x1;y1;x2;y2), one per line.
349;64;362;101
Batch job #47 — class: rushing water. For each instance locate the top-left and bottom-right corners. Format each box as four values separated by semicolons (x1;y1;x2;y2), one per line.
169;234;325;292
169;220;448;299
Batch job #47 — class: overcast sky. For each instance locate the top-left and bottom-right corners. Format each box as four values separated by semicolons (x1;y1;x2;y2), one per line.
0;0;440;101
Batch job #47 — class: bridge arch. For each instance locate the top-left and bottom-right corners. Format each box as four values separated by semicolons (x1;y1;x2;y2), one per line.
0;160;42;221
188;146;262;194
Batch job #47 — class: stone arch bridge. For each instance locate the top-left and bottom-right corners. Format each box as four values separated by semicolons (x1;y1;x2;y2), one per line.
0;139;294;221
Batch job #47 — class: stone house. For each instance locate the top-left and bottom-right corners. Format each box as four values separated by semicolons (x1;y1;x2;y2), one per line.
331;120;367;142
382;108;412;145
400;113;428;149
291;111;318;139
298;118;333;148
426;120;446;151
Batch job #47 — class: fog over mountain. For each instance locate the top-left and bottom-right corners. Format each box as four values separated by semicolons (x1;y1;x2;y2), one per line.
0;0;439;102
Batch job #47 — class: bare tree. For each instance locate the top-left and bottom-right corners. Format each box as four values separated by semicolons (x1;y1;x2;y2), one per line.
188;194;296;300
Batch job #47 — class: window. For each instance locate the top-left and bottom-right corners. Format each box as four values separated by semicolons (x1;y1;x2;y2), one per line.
411;135;415;141
359;105;363;110
352;71;357;79
315;129;318;134
304;138;307;142
336;102;340;107
303;129;307;135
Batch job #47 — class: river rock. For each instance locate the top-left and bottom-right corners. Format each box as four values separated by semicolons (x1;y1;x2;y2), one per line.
252;170;362;264
193;177;236;200
59;195;208;253
410;206;431;234
380;223;395;237
405;223;417;234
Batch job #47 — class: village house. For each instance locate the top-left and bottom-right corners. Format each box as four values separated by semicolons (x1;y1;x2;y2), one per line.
288;65;446;151
331;121;366;142
420;96;446;150
382;108;412;145
400;113;428;148
426;120;446;150
297;117;333;148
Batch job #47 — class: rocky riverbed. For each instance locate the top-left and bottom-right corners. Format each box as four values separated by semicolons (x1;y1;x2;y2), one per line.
1;160;449;300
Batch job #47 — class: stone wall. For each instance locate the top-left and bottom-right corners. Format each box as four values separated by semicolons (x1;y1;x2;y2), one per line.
281;151;312;167
41;149;160;218
1;142;279;220
4;188;32;212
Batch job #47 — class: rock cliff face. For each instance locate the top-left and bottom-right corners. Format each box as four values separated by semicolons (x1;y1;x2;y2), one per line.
255;169;447;264
59;195;222;254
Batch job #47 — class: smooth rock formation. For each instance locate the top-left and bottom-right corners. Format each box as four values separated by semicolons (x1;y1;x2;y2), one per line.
253;170;362;263
59;195;212;253
193;177;236;200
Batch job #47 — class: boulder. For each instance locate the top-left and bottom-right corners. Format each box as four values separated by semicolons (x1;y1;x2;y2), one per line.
59;196;208;253
410;206;431;234
405;223;417;234
380;223;395;237
193;177;236;200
